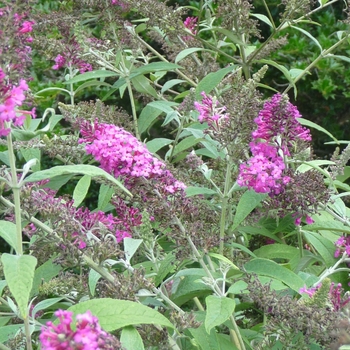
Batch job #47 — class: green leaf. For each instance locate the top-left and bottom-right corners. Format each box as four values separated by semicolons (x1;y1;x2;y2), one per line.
124;238;143;262
24;164;132;197
45;174;75;191
205;295;235;333
65;70;119;84
74;80;112;94
227;281;248;295
254;244;300;261
0;221;18;252
232;190;267;230
148;101;179;113
154;252;176;286
138;105;163;135
258;59;298;98
298;118;338;143
32;297;65;319
1;254;37;318
89;269;102;297
175;48;211;64
20;148;40;172
0;281;7;296
185;186;217;197
302;230;336;267
97;184;114;211
330;54;350;64
0;151;9;166
72;175;91;207
230;242;257;258
161;79;185;93
189;324;239;350
172;136;200;157
121;326;145;350
250;13;274;27
208;253;239;270
195;66;234;99
296;160;335;173
238;226;284;244
171;275;212;306
68;298;174;330
131;74;158;98
130;62;182;78
305;220;350;234
31;258;62;297
146;138;173;153
244;258;305;293
209;27;245;46
0;324;24;343
290;26;322;52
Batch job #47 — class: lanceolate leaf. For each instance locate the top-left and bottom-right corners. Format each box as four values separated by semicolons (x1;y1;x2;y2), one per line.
68;298;174;331
65;70;119;84
73;175;91;207
0;221;18;253
232;190;267;231
205;295;236;334
1;254;37;318
244;258;305;293
302;231;336;267
195;66;234;99
24;164;132;197
121;326;145;350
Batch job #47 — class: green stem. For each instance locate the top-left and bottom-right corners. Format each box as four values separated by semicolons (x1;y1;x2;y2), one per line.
126;78;140;140
134;35;198;87
6;128;22;255
24;317;33;350
0;343;11;350
152;287;185;314
186;235;245;350
284;34;350;94
193;297;205;311
68;66;75;106
262;0;276;30
297;225;303;258
219;160;232;255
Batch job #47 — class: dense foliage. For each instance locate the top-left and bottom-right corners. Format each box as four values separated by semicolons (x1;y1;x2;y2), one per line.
1;0;350;349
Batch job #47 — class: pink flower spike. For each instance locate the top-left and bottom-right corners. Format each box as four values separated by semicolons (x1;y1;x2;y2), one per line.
305;216;314;225
18;20;34;33
294;217;301;225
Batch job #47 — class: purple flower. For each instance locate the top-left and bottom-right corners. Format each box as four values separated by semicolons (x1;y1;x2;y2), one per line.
300;282;350;312
40;310;115;349
52;54;66;70
194;92;229;130
334;235;350;258
80;121;165;180
237;142;290;195
299;285;318;297
79;120;186;195
252;93;311;155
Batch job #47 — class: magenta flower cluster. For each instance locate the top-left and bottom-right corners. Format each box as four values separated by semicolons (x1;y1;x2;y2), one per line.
80;121;164;179
334;235;350;258
299;282;350;312
237;142;290;195
0;69;35;136
39;309;115;350
52;53;92;73
183;16;198;41
252;93;311;155
238;94;311;196
79;120;186;194
24;182;137;247
194;92;228;130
